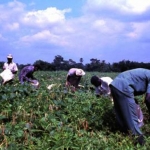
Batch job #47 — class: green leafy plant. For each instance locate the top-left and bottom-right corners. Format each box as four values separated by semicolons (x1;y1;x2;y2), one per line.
0;71;149;149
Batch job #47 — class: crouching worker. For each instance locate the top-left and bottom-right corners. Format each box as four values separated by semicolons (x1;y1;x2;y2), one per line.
19;65;39;88
91;75;144;139
109;68;150;146
91;75;113;100
66;68;85;92
0;54;18;85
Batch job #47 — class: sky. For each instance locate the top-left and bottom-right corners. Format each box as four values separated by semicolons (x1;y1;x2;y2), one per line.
0;0;150;65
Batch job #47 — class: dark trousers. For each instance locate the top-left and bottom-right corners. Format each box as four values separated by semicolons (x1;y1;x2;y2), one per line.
110;85;142;136
68;76;81;88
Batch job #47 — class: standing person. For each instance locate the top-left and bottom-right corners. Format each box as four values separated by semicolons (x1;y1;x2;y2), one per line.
0;54;18;84
109;68;150;145
65;68;85;92
19;65;39;88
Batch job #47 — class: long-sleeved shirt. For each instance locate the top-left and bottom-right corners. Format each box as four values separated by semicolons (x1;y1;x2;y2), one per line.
66;68;85;88
110;68;150;97
95;77;113;96
3;62;18;74
19;65;36;84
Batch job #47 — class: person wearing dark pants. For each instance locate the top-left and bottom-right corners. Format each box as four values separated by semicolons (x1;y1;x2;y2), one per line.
65;68;85;92
19;65;38;84
110;68;150;146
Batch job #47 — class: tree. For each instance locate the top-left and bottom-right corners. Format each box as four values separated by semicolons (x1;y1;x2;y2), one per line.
0;61;4;69
34;60;55;71
52;55;65;70
68;59;76;66
80;58;83;64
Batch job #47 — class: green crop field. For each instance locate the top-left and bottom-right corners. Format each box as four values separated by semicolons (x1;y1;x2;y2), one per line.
0;71;150;149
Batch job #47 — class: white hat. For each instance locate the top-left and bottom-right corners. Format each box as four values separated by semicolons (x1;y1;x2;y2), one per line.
7;54;13;59
75;69;85;76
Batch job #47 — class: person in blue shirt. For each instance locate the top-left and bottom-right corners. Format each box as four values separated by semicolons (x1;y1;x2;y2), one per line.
109;68;150;145
19;65;38;85
91;75;144;127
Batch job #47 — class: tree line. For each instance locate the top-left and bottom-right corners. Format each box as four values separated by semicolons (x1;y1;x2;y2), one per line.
1;55;150;72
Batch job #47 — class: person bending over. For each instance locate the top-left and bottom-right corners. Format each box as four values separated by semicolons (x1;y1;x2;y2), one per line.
109;68;150;145
19;65;38;85
66;68;85;92
91;75;144;144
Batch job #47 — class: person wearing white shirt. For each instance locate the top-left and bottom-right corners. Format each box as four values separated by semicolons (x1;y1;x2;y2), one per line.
1;54;18;84
3;54;18;73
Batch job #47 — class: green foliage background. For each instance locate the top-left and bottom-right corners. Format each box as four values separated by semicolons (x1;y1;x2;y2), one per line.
0;71;150;150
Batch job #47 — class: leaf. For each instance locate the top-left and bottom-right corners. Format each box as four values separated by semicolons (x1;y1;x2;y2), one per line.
10;93;16;99
7;143;18;150
2;94;7;100
16;130;24;138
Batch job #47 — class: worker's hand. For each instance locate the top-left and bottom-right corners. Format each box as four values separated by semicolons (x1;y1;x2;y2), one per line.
71;86;76;92
10;69;15;74
65;81;71;87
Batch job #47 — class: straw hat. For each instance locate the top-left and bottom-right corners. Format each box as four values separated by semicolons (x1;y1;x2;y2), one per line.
75;69;85;76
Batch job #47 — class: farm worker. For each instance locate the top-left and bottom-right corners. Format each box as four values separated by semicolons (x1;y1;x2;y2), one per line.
66;68;85;91
0;54;18;85
91;75;113;98
91;75;144;128
109;68;150;145
19;65;39;88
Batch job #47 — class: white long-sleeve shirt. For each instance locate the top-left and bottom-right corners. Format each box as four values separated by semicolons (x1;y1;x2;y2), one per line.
95;77;113;96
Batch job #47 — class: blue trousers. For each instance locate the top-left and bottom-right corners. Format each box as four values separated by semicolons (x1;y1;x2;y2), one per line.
110;85;143;136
